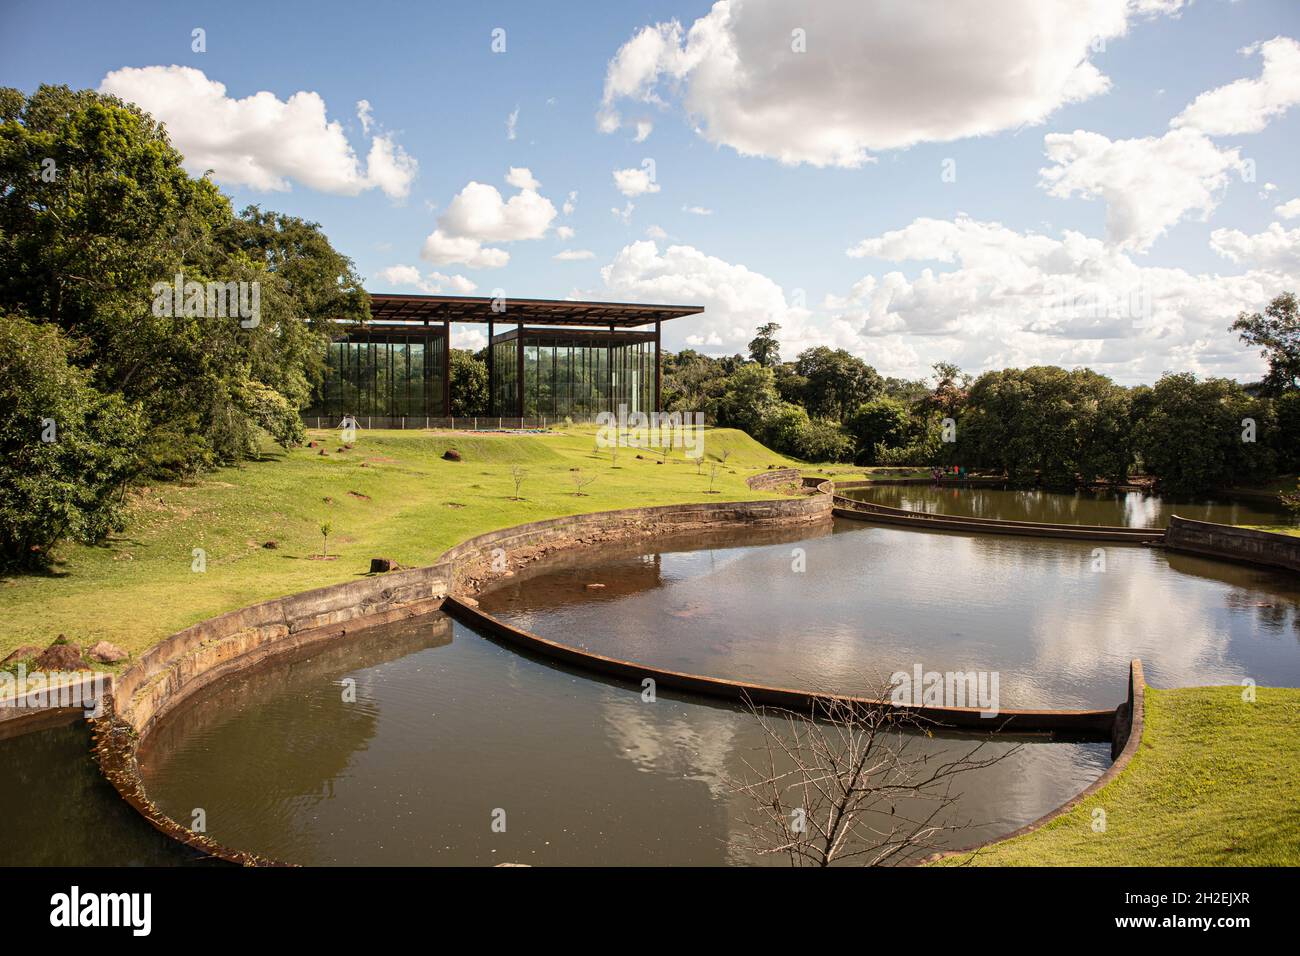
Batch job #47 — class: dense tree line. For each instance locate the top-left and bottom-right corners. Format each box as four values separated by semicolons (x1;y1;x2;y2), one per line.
660;300;1300;496
1;86;364;568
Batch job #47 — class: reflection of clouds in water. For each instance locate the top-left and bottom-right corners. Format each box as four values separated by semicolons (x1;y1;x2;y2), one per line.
492;521;1300;709
596;689;1108;863
598;694;739;798
595;692;767;864
1028;548;1239;704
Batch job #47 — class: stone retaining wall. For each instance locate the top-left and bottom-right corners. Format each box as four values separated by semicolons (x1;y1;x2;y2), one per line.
109;478;830;735
745;466;804;491
1165;515;1300;573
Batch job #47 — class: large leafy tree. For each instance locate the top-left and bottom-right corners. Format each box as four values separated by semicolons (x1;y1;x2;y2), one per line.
662;348;730;417
793;347;883;420
1131;373;1275;494
0;316;144;569
450;348;489;416
845;397;911;465
0;85;361;475
1233;291;1299;396
716;363;781;436
959;367;1132;485
747;322;781;367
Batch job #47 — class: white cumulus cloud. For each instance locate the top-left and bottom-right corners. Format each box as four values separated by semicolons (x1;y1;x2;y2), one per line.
99;66;417;199
375;265;477;294
613;167;661;197
1210;222;1300;272
1039;128;1244;252
835;214;1292;382
1274;198;1300;220
1171;36;1300;135
597;0;1180;167
421;169;557;269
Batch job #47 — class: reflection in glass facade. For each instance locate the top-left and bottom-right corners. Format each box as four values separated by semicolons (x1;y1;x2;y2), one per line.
307;328;447;419
491;330;656;418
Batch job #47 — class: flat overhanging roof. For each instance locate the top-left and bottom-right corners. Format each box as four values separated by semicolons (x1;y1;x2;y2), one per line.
365;292;703;328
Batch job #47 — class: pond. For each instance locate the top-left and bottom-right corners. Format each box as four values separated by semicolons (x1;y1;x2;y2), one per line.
840;483;1294;529
478;520;1300;711
7;496;1298;866
130;610;1107;866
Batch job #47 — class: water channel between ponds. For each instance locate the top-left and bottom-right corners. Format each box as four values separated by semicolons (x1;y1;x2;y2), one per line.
4;499;1297;866
840;483;1296;529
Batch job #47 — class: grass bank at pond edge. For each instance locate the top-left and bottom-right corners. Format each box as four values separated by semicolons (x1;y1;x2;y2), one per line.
0;425;794;663
939;685;1300;866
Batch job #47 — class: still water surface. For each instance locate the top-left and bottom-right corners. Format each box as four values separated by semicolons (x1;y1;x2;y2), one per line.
134;611;1107;866
841;483;1294;529
8;500;1298;866
479;520;1300;710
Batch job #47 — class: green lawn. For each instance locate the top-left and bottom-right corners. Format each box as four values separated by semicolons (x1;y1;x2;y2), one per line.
1242;525;1300;538
0;424;793;664
941;685;1300;866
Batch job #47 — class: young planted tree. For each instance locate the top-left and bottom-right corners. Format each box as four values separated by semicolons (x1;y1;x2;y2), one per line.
570;469;596;496
319;521;332;557
510;464;527;500
726;693;1018;867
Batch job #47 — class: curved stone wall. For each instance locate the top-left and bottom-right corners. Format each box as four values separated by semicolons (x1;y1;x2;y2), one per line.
109;483;829;735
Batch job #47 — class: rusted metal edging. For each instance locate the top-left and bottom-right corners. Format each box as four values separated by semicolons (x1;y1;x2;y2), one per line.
921;659;1146;865
833;496;1165;542
442;595;1118;738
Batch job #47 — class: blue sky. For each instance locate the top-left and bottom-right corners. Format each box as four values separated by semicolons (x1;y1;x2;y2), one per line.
3;0;1299;383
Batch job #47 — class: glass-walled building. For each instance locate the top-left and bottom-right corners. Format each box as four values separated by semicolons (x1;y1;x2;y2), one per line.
305;294;703;422
307;325;447;420
491;328;656;418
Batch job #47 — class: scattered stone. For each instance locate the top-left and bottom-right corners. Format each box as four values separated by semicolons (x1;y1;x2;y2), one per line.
318;449;329;456
262;540;278;549
586;583;606;590
322;496;333;503
33;641;90;672
442;449;462;461
307;441;318;448
1;645;41;666
87;641;128;664
369;557;406;574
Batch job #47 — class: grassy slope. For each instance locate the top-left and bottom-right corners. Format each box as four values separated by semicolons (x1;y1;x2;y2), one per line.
942;686;1300;866
0;425;793;663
